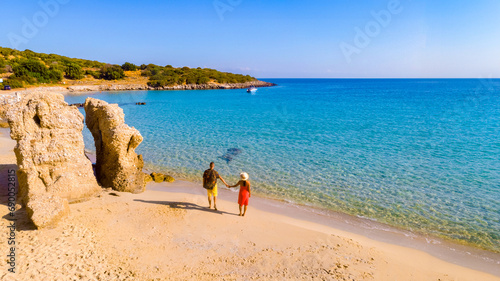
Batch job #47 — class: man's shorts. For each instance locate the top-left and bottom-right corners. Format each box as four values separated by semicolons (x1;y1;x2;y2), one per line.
207;184;218;197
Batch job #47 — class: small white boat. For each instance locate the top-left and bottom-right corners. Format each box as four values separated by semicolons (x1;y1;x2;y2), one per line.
247;86;257;93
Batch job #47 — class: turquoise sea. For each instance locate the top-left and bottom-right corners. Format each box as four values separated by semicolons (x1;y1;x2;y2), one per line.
65;79;500;252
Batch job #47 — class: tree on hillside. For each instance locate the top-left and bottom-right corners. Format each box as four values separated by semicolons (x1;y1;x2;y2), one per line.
13;59;47;77
13;59;62;84
185;74;197;84
0;58;5;73
22;49;37;59
65;63;84;80
121;62;138;71
47;66;63;82
197;76;210;84
3;78;24;88
101;64;125;80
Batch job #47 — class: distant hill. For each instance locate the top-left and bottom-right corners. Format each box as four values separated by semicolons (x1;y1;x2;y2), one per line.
0;47;257;89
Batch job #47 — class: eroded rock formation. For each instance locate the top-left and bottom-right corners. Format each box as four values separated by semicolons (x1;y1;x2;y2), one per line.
26;193;70;229
84;98;145;193
150;172;175;183
7;92;101;228
0;94;19;127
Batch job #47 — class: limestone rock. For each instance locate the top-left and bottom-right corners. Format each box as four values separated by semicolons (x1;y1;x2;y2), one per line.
0;93;18;127
144;173;153;183
164;175;175;183
151;172;164;183
84;98;145;193
7;92;101;228
150;172;175;183
27;194;70;228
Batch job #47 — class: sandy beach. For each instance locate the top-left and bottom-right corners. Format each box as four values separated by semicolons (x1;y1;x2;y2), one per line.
0;127;499;280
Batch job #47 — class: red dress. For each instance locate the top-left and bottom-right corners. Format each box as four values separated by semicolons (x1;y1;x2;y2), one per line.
238;181;250;206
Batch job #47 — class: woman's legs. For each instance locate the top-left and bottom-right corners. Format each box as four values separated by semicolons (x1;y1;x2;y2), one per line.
242;205;247;216
239;205;242;216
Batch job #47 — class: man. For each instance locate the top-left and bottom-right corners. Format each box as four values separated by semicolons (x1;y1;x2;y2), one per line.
203;162;228;211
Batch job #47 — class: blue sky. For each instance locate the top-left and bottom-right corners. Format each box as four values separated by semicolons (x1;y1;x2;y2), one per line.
1;0;499;78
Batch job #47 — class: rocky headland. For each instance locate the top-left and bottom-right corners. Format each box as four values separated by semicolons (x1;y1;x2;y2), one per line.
3;80;276;95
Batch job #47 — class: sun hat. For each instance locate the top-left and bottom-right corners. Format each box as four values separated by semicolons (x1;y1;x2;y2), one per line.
240;172;249;180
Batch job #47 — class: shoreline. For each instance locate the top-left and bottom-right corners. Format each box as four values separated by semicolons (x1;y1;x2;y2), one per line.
0;127;499;279
86;138;500;277
149;175;500;277
141;160;500;256
1;80;276;95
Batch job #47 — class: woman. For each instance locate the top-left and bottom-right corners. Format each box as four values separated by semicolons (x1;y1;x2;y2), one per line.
228;172;251;216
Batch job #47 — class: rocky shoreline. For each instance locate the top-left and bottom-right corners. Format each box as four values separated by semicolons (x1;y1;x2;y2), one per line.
4;80;276;94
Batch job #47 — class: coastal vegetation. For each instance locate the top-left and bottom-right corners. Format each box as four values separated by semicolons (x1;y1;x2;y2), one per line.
143;64;254;88
0;47;257;89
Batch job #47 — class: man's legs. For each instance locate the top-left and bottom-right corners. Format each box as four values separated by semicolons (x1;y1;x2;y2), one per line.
207;185;218;210
213;184;218;210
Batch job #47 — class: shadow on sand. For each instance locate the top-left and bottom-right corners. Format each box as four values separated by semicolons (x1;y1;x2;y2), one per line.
0;164;37;231
0;164;17;199
134;199;239;216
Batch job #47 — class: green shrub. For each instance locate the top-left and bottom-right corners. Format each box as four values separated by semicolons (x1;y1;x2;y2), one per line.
185;74;197;85
101;64;125;80
78;60;104;68
85;70;101;79
3;78;24;89
65;63;84;79
147;80;165;88
141;64;162;77
13;59;46;77
197;76;210;84
22;49;37;59
13;59;61;84
121;62;137;71
47;68;63;82
49;62;65;73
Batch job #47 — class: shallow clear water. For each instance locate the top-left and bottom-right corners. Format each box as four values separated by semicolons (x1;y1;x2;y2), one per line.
65;79;500;252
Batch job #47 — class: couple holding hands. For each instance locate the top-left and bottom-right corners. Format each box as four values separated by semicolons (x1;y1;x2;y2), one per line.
203;162;251;216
